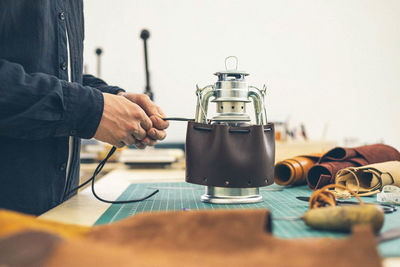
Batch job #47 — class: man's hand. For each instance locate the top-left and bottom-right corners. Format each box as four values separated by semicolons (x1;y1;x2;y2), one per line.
94;93;153;148
120;93;169;148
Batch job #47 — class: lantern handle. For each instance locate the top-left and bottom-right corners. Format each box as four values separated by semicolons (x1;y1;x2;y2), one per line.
225;56;238;71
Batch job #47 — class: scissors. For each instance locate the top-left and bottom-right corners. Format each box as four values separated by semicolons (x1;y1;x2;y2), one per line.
296;196;397;214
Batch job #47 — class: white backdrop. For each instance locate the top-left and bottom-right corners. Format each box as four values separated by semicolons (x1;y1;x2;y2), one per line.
83;0;400;148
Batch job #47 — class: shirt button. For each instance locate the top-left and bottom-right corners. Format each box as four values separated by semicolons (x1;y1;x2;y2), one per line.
59;12;65;20
61;62;67;70
60;163;67;172
70;130;77;135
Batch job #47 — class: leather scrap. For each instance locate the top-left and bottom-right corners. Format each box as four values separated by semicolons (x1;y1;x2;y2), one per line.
0;209;382;267
0;209;90;239
0;231;62;267
306;144;400;189
274;154;321;186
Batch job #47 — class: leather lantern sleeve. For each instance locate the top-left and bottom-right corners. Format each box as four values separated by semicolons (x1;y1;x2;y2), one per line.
185;121;275;188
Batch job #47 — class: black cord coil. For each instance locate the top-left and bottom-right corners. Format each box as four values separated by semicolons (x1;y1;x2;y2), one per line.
67;146;159;204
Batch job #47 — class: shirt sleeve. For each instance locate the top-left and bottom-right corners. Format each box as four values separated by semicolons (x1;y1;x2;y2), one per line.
82;74;125;95
0;58;104;140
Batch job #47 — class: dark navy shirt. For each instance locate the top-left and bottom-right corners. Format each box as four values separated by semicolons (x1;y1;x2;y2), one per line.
0;0;124;215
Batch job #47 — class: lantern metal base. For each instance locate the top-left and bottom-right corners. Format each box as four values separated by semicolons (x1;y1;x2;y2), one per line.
201;186;262;204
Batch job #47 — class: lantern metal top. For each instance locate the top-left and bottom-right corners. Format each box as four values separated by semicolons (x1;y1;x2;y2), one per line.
214;56;248;81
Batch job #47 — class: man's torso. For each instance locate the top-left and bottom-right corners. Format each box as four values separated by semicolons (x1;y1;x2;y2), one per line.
0;0;85;215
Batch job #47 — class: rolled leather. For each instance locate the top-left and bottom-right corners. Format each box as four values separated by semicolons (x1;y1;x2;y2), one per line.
306;144;400;190
335;161;400;197
274;154;320;186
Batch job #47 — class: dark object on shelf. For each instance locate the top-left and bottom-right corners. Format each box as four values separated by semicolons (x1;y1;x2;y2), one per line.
95;47;102;77
140;29;153;100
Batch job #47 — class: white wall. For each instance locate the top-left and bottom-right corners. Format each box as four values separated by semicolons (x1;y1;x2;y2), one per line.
83;0;400;148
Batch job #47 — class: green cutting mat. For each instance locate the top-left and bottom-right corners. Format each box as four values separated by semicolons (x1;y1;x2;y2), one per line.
95;182;400;257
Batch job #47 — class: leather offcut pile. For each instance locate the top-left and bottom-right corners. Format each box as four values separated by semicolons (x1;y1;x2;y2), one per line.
307;144;400;189
0;209;382;267
274;144;400;194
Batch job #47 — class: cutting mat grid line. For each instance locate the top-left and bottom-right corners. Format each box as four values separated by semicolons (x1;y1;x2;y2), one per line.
94;182;400;258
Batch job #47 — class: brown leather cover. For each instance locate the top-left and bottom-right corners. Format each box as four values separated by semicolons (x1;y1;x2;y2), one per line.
0;210;382;267
185;121;275;188
0;231;62;267
274;154;321;186
306;144;400;189
0;209;90;239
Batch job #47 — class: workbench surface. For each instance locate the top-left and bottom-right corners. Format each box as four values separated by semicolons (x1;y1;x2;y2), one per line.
39;168;185;225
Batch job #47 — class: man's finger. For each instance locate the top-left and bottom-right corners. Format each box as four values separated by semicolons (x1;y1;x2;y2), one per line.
127;94;162;117
150;115;169;130
127;101;152;131
131;126;147;141
140;136;151;146
148;139;157;146
117;141;126;148
134;140;146;149
139;97;161;117
157;106;166;117
122;134;136;146
141;136;158;146
139;112;153;131
148;128;166;140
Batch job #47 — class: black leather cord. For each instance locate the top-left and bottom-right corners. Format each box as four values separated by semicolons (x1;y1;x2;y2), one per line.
67;146;159;204
162;117;194;121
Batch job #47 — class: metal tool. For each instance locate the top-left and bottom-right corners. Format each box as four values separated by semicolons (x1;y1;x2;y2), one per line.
377;226;400;243
296;196;397;214
95;47;103;78
140;29;153;100
192;56;270;204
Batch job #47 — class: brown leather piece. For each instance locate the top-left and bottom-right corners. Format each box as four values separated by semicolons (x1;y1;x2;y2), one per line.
307;144;400;189
0;210;382;267
274;154;321;186
41;210;381;267
0;231;62;267
185;121;275;188
0;209;90;239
